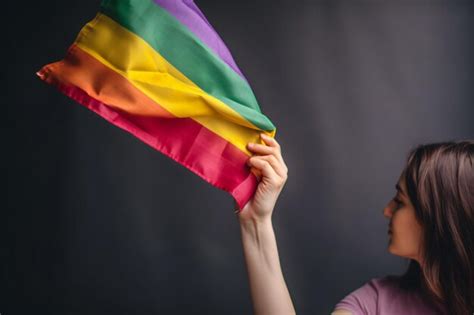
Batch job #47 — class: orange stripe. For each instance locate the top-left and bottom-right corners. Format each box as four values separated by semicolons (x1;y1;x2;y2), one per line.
43;44;174;118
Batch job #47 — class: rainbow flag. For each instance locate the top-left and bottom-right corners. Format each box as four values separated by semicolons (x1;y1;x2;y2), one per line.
36;0;276;210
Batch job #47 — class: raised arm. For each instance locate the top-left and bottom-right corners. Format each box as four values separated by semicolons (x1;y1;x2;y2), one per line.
236;133;295;315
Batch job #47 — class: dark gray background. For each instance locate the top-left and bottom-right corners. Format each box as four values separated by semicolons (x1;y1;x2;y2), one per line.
4;0;474;314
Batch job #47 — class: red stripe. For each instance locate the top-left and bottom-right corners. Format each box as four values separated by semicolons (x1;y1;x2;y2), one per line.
37;71;257;210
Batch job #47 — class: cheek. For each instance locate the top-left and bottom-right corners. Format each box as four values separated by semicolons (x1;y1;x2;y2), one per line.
389;210;423;258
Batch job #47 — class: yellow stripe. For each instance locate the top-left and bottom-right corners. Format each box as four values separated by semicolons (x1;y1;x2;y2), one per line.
74;13;275;154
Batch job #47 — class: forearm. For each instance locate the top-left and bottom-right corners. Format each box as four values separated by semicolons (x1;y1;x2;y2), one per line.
239;217;296;315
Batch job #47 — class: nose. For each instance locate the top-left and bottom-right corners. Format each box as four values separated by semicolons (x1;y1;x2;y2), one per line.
383;200;395;218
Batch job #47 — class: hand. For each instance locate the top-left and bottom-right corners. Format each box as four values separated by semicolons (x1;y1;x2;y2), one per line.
236;133;288;223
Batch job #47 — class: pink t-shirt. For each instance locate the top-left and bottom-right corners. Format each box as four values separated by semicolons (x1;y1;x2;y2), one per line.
334;275;448;315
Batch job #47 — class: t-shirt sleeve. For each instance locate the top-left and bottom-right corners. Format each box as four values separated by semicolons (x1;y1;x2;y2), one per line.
332;278;379;315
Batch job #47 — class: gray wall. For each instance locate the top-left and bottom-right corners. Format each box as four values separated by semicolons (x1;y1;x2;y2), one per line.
4;0;474;314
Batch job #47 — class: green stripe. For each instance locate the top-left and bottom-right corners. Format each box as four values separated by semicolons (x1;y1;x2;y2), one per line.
100;0;275;131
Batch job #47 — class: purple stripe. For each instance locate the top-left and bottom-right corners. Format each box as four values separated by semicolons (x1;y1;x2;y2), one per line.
154;0;246;80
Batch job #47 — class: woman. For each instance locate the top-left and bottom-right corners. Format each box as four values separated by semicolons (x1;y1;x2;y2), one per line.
238;134;473;315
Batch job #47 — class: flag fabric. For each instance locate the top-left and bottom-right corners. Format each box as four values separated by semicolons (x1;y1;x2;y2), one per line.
36;0;276;210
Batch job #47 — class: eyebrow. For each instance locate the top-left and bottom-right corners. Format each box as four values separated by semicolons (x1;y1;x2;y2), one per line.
396;183;407;197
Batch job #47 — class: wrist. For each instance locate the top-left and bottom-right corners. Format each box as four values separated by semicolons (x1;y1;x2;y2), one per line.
239;215;273;239
239;216;277;262
237;202;274;225
238;212;272;227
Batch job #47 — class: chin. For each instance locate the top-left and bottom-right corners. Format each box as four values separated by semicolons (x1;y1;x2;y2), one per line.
388;245;415;261
387;244;395;254
388;246;398;256
387;242;401;256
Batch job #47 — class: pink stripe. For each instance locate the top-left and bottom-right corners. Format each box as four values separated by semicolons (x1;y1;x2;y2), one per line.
37;70;257;210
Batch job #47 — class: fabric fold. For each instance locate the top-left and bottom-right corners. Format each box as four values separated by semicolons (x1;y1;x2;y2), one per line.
37;0;276;210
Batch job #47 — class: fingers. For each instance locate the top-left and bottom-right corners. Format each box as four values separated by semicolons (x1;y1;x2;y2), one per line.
251;154;287;178
247;134;288;173
247;142;275;155
260;133;280;150
247;156;286;188
247;133;288;184
247;143;288;172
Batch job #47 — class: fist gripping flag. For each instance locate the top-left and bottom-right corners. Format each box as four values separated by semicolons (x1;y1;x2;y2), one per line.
37;0;276;210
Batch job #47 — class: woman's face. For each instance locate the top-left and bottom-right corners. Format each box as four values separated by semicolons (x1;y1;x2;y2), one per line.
383;172;423;263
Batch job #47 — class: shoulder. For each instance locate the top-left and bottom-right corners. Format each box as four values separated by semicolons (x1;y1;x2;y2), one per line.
365;274;402;291
332;275;402;315
333;275;445;315
342;275;401;300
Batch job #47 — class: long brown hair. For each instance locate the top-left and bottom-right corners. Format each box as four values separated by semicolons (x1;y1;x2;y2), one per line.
399;140;474;315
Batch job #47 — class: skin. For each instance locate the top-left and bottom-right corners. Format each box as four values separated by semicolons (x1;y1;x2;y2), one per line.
238;134;424;315
383;173;424;264
237;133;294;315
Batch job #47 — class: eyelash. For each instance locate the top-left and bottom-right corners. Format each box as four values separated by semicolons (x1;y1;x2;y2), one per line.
393;197;403;209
